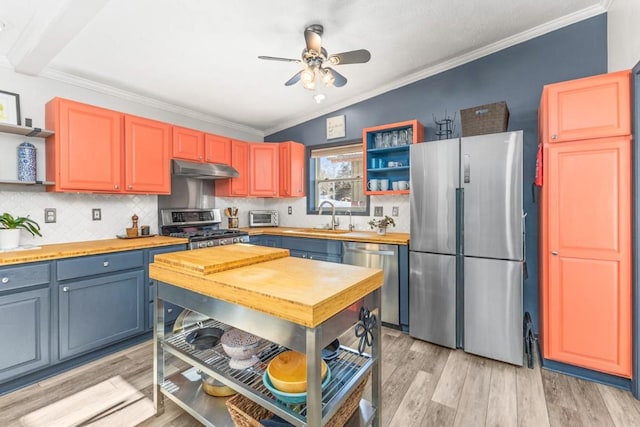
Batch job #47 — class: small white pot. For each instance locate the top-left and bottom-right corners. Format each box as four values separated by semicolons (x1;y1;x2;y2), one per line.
376;227;387;236
0;229;21;250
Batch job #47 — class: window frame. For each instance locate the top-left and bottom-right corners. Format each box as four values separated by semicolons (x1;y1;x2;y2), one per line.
306;140;370;216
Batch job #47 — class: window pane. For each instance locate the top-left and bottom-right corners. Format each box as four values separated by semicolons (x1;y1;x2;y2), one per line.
310;143;367;213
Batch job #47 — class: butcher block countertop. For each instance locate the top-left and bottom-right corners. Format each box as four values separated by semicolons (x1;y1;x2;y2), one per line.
0;236;188;266
149;244;384;327
242;226;410;245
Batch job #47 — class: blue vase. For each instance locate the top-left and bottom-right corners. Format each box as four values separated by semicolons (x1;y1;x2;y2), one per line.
17;142;37;181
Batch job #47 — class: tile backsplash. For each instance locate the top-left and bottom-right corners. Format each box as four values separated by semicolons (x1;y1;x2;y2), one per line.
215;195;411;233
0;190;409;247
0;191;158;245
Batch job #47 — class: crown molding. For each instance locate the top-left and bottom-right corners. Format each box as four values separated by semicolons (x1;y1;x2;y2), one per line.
263;4;607;136
600;0;614;10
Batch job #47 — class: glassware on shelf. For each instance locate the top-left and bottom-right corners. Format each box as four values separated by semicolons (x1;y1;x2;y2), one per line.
398;129;408;145
391;131;399;146
382;132;391;147
374;133;382;148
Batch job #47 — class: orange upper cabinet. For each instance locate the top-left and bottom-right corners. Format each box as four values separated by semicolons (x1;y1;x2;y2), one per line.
172;126;204;161
46;98;122;192
124;115;171;194
249;143;279;197
205;133;232;164
279;141;305;197
542;70;631;143
542;137;631;377
216;140;249;197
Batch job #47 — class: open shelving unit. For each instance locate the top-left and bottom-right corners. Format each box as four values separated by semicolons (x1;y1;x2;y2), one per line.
362;120;424;195
0;122;55;189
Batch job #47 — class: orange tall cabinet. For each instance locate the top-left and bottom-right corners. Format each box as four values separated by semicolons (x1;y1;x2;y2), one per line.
539;70;632;378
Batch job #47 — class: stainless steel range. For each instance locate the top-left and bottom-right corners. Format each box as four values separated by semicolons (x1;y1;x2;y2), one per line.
159;208;249;250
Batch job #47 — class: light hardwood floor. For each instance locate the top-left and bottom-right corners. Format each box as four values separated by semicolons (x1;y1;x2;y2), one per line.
2;327;640;426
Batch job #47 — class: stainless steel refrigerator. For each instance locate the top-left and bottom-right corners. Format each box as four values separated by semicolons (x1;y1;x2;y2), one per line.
409;131;524;366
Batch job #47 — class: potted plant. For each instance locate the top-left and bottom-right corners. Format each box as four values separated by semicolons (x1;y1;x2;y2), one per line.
0;212;42;250
368;215;396;236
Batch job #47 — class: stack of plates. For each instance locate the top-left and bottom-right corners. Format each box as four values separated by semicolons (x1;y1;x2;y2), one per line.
262;369;332;404
321;339;340;361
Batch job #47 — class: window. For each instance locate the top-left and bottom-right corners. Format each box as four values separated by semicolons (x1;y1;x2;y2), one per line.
308;142;368;214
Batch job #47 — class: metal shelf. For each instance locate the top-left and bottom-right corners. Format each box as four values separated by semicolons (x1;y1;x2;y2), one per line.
160;368;375;427
162;319;374;426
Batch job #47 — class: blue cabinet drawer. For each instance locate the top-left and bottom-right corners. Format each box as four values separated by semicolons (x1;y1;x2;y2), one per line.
0;263;50;293
280;236;342;256
57;250;144;281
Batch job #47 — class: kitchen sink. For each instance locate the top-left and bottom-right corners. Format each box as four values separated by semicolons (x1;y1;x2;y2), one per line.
284;228;352;235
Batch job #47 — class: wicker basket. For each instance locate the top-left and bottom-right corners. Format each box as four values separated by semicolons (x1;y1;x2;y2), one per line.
226;376;368;427
460;101;509;137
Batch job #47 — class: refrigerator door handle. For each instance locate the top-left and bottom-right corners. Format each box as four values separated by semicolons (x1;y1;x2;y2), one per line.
463;154;471;183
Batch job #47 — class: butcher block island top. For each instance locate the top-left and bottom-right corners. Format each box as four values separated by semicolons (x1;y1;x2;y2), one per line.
149;243;383;327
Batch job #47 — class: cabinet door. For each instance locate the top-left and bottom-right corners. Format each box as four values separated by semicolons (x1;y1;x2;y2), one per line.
52;99;122;192
249;143;279;197
279;141;306;197
545;70;631;143
0;288;50;382
58;270;145;360
544;137;631;377
205;134;232;164
172;126;204;161
124;115;171;194
216;140;249;196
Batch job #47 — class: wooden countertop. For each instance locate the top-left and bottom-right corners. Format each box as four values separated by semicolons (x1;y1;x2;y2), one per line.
149;244;383;328
242;226;410;245
0;236;188;266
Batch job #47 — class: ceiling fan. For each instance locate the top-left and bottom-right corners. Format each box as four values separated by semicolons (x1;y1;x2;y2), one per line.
258;24;371;90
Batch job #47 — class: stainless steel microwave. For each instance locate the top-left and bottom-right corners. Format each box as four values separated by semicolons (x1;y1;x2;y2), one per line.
249;210;279;227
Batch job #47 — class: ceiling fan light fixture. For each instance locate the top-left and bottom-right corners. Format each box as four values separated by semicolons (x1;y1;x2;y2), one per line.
321;68;335;86
301;67;315;83
302;79;316;91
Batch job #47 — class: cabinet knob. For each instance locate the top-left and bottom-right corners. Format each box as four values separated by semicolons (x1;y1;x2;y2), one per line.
103;261;110;267
167;308;173;313
1;277;8;284
199;155;203;160
62;286;70;292
309;255;314;260
551;135;558;140
128;185;133;190
551;251;558;256
114;184;120;190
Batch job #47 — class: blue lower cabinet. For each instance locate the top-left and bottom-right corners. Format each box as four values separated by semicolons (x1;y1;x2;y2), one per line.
0;287;50;382
279;236;342;263
58;270;145;360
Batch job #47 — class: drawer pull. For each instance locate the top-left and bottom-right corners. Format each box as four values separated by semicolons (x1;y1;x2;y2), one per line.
551;251;558;256
1;277;8;284
62;286;70;292
551;135;558;140
103;261;110;267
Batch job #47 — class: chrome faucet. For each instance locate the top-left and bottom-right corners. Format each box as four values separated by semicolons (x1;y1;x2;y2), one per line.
346;210;354;231
318;200;339;230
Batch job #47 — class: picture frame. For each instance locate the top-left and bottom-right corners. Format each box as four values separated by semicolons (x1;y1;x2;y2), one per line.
0;90;21;126
326;115;346;139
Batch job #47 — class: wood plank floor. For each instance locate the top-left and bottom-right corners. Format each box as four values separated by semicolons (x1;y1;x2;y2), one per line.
2;327;640;426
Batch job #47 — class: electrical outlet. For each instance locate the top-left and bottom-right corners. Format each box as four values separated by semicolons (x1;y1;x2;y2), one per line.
288;206;292;215
44;208;56;223
92;208;101;221
392;206;399;216
374;206;383;216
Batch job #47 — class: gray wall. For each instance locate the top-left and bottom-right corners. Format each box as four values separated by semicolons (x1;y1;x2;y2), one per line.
266;14;608;332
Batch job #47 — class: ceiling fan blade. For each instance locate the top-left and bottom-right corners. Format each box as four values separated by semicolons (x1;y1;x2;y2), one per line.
284;70;303;86
328;49;371;65
258;55;301;63
326;67;347;87
304;24;323;54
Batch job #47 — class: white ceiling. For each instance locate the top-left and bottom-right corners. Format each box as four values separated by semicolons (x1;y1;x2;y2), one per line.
0;0;608;137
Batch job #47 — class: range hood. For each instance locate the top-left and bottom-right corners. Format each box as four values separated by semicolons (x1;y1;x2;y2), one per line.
172;159;239;179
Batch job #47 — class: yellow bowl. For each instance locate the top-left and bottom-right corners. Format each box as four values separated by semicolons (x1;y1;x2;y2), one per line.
267;351;328;393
